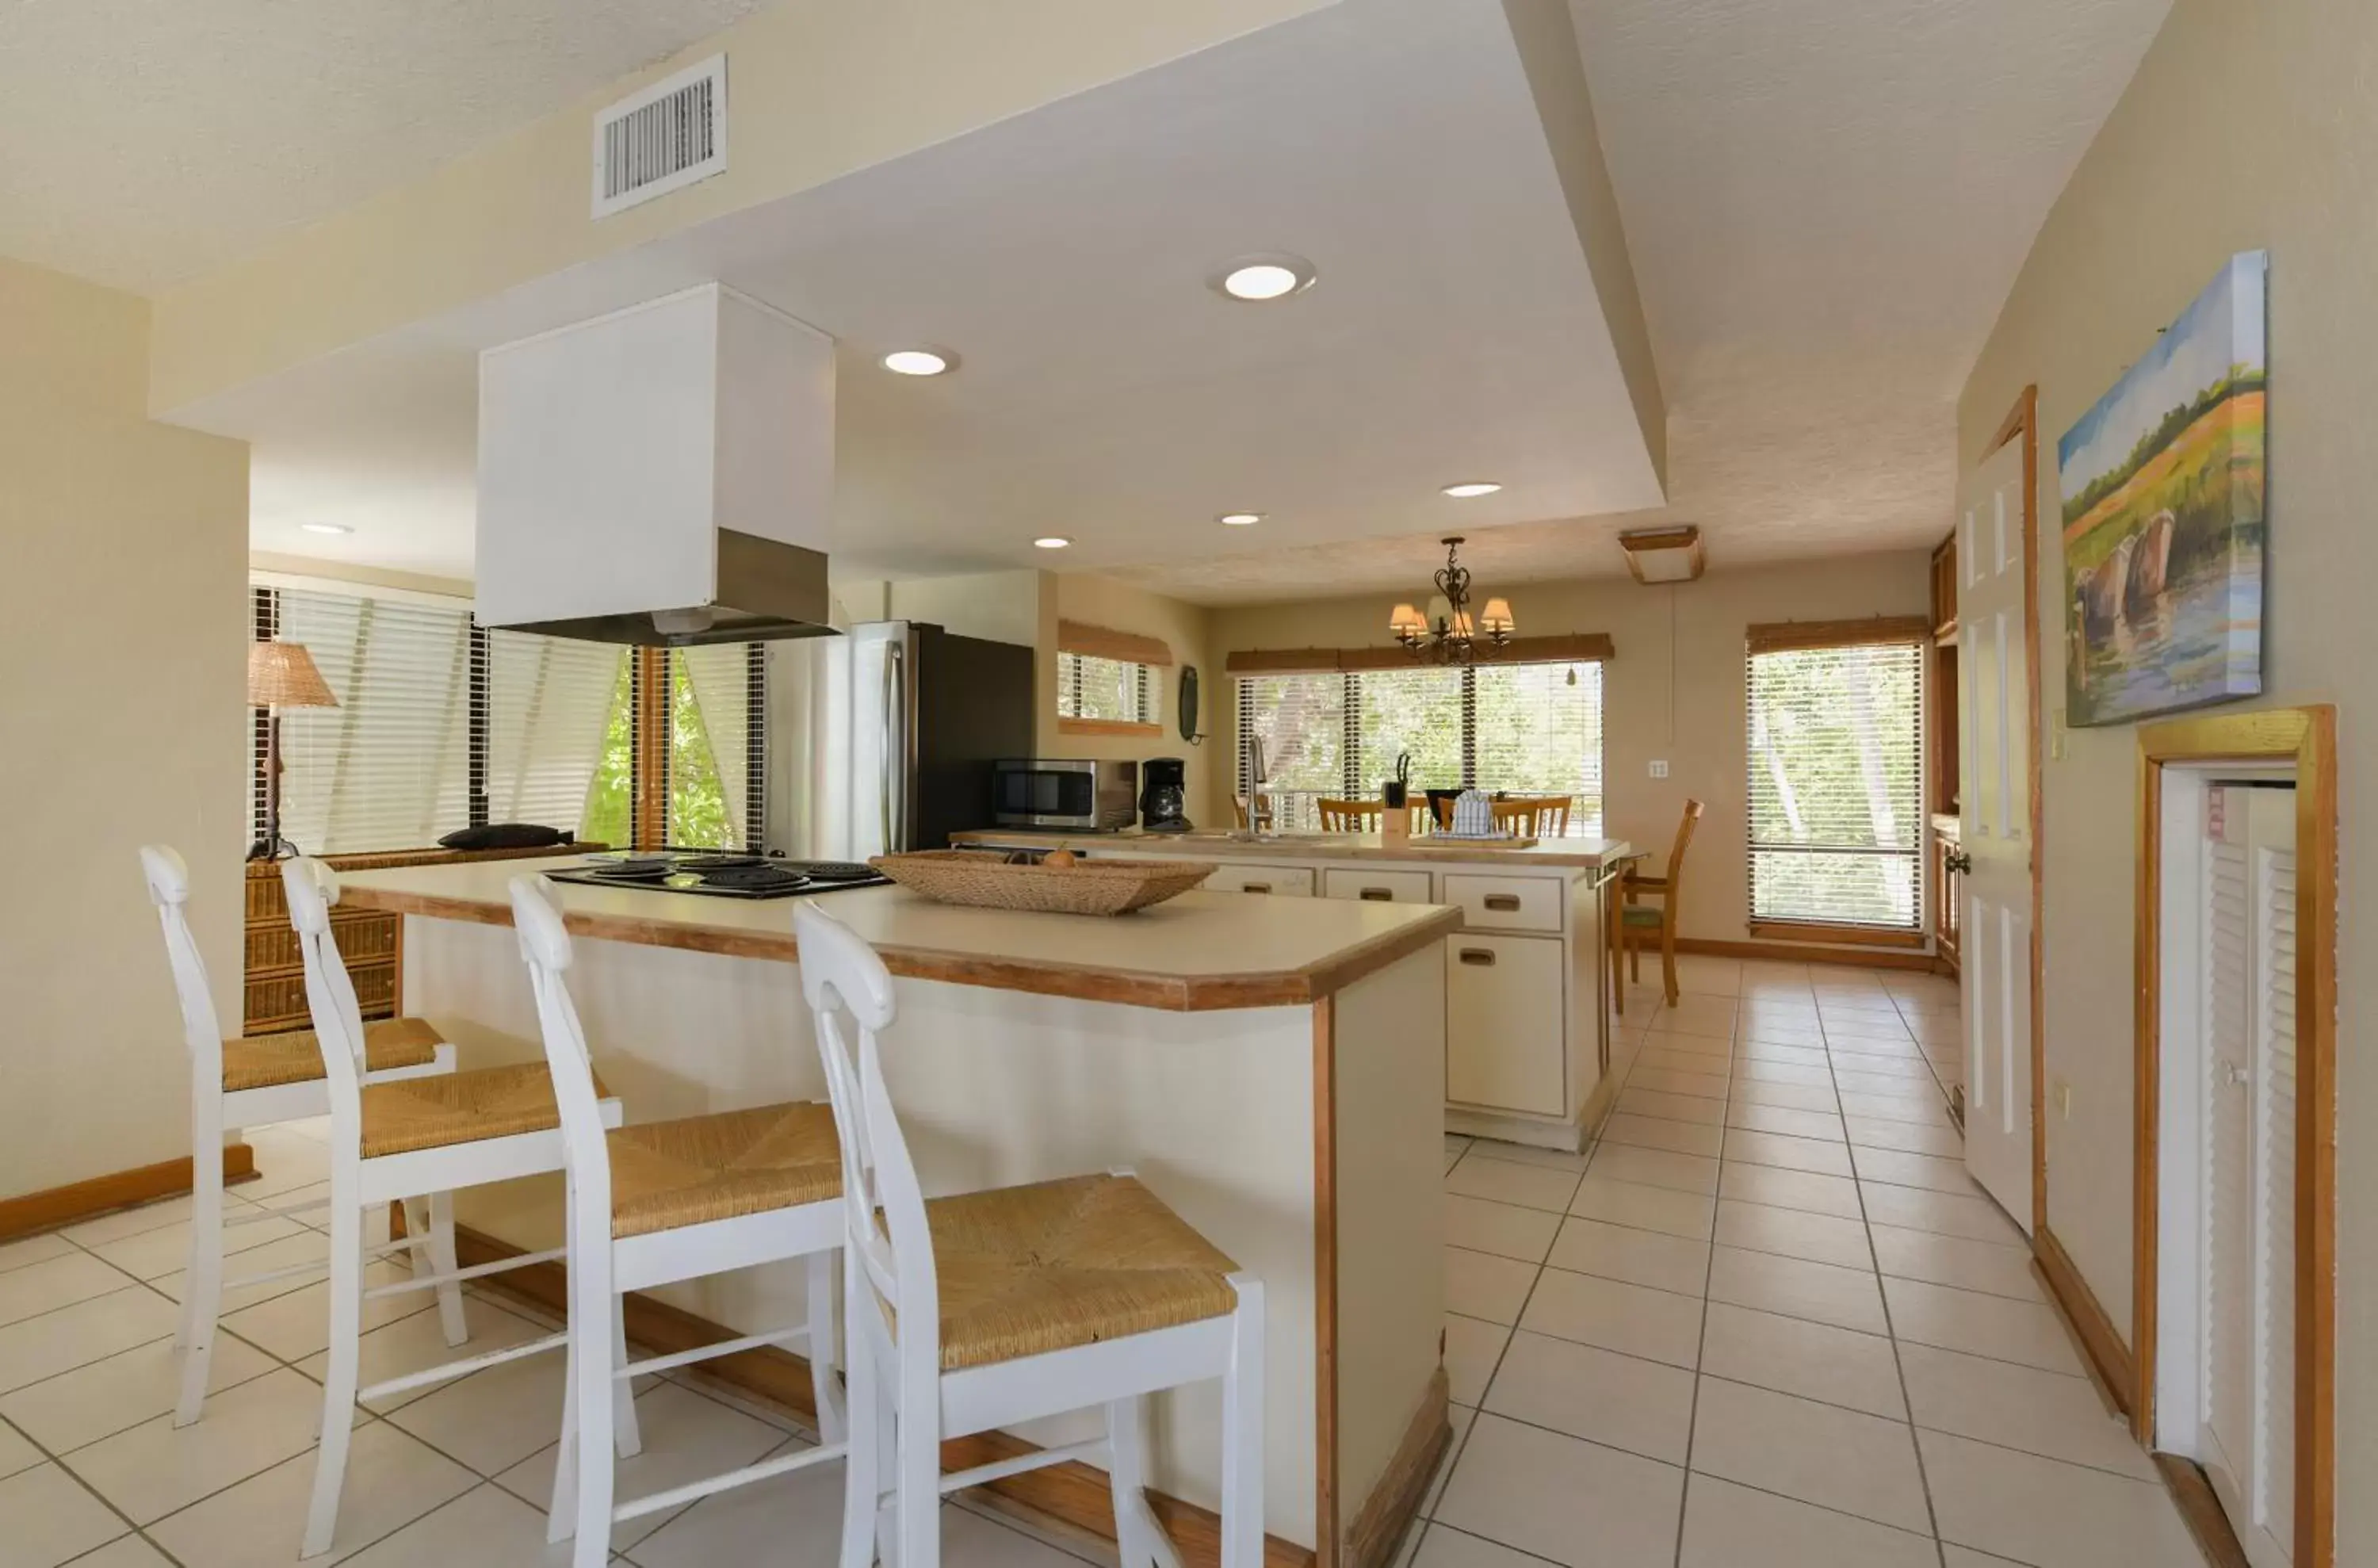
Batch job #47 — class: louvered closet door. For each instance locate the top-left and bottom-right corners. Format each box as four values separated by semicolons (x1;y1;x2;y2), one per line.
2200;783;2299;1568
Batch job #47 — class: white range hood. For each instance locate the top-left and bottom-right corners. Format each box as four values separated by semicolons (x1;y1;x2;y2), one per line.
476;282;836;645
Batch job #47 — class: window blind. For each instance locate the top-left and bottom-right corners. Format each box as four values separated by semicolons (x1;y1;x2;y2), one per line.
1745;638;1925;928
270;589;472;854
1356;667;1463;798
480;629;625;836
1472;661;1605;837
1237;660;1606;836
1057;652;1156;726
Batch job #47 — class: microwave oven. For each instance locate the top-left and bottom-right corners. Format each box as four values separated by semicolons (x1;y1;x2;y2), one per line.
991;759;1139;831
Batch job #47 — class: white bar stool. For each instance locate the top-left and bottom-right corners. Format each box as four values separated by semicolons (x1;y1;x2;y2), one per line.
140;844;460;1429
508;876;848;1568
282;857;629;1558
792;902;1266;1568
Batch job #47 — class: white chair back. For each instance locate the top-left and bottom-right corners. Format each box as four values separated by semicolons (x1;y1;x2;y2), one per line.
280;857;370;1126
791;902;935;1369
140;844;224;1061
508;876;618;1224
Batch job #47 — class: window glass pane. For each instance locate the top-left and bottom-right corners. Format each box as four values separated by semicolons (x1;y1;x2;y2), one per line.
484;629;625;837
1058;652;1155;725
272;590;472;854
669;645;763;849
1473;662;1604;836
1745;641;1924;927
1239;672;1344;832
581;660;634;851
1356;667;1463;797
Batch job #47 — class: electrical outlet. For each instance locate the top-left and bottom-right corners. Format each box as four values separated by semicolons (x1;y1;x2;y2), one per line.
1649;759;1669;779
2053;1078;2074;1119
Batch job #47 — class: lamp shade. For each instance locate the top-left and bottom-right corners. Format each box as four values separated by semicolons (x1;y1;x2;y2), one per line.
247;641;338;709
1480;597;1515;635
1389;602;1427;637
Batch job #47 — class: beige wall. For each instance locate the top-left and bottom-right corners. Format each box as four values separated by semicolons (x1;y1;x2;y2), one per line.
0;257;249;1198
1208;553;1933;940
1050;576;1221;828
1958;1;2376;1539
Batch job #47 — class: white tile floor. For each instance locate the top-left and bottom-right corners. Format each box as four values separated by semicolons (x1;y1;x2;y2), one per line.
1412;956;2206;1568
0;959;2207;1568
0;1122;1097;1568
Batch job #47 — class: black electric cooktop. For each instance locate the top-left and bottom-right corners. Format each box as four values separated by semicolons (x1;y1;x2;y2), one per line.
544;852;890;901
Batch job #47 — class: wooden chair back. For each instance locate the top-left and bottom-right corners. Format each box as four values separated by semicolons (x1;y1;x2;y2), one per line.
1665;798;1707;883
1492;797;1573;838
1317;798;1382;832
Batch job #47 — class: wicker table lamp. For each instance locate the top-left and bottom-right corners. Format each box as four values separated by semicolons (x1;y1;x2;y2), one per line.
247;641;338;861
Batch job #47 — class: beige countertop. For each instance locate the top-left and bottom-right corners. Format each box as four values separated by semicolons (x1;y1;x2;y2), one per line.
953;828;1633;871
335;855;1460;1013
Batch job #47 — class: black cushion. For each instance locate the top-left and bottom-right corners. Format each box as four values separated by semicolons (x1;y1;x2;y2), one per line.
438;823;571;851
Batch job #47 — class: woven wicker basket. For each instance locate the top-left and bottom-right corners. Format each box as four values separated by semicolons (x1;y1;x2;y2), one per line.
869;851;1215;916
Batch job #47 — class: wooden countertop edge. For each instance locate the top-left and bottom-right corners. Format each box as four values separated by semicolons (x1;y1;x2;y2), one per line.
338;886;1462;1015
951;832;1628;870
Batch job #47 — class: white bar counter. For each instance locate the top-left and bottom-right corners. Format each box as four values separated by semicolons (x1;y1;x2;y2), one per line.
335;857;1456;1568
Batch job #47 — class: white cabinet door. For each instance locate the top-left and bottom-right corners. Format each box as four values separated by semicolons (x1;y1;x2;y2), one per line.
1441;873;1565;934
1203;862;1315;897
1958;431;2035;1230
2200;784;2299;1568
1321;867;1436;904
1445;934;1565;1116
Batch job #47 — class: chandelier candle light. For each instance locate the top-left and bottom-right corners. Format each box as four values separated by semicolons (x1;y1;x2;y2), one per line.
1390;537;1516;664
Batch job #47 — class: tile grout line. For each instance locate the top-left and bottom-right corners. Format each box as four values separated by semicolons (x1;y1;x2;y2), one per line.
1823;1007;1953;1568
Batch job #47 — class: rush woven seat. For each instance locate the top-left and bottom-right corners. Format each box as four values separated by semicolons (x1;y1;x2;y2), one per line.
220;1017;444;1092
606;1103;843;1239
359;1061;599;1158
907;1173;1240;1371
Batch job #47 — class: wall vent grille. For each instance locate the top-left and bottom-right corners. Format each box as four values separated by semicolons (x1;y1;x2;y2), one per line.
591;55;727;219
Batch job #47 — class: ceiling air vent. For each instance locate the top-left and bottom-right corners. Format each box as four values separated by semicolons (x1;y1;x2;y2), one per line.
591;55;727;219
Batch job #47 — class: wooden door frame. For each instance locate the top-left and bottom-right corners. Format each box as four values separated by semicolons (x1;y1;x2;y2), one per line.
2132;705;2337;1568
1978;386;2050;1233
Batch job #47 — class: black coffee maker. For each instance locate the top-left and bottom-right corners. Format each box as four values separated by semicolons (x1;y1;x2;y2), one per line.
1140;756;1192;832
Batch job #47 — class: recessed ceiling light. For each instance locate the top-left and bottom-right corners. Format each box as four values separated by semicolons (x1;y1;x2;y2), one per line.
300;522;354;536
1211;254;1317;302
881;347;954;376
1441;482;1503;499
1218;512;1264;526
1033;536;1072;550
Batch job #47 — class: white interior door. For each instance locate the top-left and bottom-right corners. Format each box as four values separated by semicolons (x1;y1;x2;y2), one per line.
2200;783;2299;1568
1956;435;2035;1228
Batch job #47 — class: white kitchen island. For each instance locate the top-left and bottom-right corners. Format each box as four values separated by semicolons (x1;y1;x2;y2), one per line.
956;830;1631;1152
334;858;1457;1568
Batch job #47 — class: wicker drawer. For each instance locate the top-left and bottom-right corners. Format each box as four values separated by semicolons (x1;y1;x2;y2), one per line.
243;911;395;973
243;958;398;1031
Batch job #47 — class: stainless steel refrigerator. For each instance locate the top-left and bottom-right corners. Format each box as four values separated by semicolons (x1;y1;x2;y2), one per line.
765;621;1037;862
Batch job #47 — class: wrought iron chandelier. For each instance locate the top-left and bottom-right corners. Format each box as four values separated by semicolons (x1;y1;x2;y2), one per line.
1389;536;1515;665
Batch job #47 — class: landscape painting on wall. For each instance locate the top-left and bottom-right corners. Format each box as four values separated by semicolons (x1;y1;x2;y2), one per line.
2059;250;2267;726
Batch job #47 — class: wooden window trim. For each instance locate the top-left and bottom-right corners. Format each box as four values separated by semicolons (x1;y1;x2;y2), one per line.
1744;616;1933;656
1226;633;1615;675
1057;717;1163;738
632;646;670;851
1057;619;1173;667
1744;920;1929;950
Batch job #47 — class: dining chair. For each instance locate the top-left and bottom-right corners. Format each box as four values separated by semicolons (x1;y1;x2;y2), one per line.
281;856;626;1559
793;901;1266;1568
139;844;459;1429
1232;794;1275;832
1612;798;1706;1008
1318;797;1382;832
510;877;848;1568
1491;796;1573;838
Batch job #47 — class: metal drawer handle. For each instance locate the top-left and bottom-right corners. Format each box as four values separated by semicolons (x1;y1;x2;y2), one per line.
1360;887;1394;901
1482;893;1521;912
1459;948;1497;966
1243;882;1272;894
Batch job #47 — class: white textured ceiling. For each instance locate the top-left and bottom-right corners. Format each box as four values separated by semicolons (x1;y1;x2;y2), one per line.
1115;0;2173;602
173;0;1667;581
0;0;764;290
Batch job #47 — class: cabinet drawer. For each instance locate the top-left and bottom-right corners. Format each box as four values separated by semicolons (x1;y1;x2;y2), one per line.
1321;867;1435;904
1445;933;1566;1115
1443;873;1564;933
1205;863;1315;897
